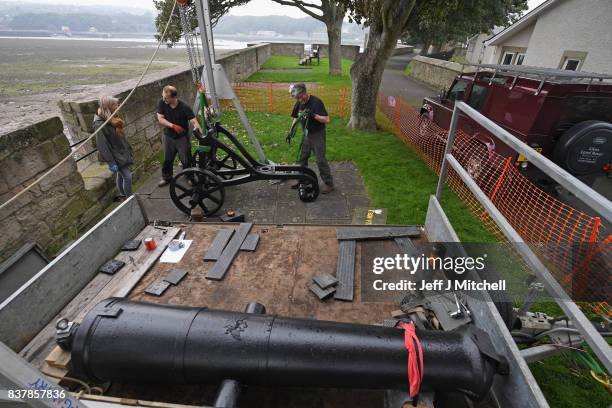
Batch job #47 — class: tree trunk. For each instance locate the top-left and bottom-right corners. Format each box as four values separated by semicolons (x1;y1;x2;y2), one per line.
322;1;345;76
326;17;343;76
347;0;416;130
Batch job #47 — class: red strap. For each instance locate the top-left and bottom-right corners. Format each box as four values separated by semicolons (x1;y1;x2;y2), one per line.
398;322;424;398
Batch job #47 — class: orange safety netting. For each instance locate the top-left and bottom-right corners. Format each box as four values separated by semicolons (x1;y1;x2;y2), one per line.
376;94;610;314
227;82;351;119
221;83;609;314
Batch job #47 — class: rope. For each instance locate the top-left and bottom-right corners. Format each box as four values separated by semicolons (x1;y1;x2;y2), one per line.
0;0;178;212
398;322;424;399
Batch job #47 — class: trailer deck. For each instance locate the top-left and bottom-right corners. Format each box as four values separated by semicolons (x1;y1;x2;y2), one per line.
0;196;550;408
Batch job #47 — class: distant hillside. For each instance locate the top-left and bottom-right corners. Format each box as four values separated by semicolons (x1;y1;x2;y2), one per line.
6;12;155;33
216;14;364;38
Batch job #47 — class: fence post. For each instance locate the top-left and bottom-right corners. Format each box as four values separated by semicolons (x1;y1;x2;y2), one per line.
394;96;401;131
268;81;274;113
340;87;347;117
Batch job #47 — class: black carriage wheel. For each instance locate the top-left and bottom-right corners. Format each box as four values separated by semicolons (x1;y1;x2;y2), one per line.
298;178;319;202
170;168;225;216
193;146;238;180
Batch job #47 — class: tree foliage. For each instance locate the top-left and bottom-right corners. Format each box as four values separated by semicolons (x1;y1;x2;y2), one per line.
405;0;527;49
336;0;528;129
153;0;250;44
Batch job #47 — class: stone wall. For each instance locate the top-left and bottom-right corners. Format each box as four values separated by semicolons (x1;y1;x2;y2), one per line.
220;43;271;82
409;55;466;91
1;43;275;263
0;117;109;262
249;42;304;57
312;44;360;61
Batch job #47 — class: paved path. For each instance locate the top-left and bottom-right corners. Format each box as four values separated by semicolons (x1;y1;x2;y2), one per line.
136;161;371;224
379;53;436;109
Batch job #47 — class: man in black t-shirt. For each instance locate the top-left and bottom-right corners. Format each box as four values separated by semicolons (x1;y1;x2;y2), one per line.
289;83;333;193
156;85;202;187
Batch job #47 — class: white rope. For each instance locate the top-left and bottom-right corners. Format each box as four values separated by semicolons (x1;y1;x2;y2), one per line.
0;0;178;211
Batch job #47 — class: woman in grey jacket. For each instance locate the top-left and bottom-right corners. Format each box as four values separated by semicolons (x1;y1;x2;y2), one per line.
93;96;134;199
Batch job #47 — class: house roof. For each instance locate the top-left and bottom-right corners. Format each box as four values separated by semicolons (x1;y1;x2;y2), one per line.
484;0;562;46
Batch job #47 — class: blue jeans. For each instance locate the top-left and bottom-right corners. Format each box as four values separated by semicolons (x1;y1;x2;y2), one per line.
116;167;133;197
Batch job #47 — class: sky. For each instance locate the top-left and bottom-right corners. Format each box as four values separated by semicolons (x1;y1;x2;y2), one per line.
21;0;549;17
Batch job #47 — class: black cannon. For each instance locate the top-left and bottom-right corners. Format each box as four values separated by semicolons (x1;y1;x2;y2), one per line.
67;298;508;401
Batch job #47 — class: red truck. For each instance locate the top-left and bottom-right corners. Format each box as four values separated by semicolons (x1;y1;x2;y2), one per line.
419;64;612;189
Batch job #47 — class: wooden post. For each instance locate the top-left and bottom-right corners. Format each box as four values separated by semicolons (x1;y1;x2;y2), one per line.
395;96;402;132
268;81;274;113
340;87;347;117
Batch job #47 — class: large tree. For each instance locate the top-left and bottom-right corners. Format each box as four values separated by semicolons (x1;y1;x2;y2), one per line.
271;1;347;76
342;0;527;130
153;0;250;44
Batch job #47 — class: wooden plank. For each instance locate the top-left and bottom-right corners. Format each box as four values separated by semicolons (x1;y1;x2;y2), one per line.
203;228;234;261
334;240;356;301
45;346;70;369
75;226;180;321
76;393;210;407
206;223;252;281
336;226;422;241
240;233;260;251
20;225;176;367
0;197;146;352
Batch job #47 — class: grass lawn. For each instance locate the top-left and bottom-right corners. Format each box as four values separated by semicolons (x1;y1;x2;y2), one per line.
247;56;352;87
218;110;490;240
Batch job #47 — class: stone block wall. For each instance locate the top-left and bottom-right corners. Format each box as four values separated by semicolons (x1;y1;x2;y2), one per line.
58;66;197;181
250;42;304;57
409;55;466;91
312;44;360;60
219;43;271;82
0;117;108;262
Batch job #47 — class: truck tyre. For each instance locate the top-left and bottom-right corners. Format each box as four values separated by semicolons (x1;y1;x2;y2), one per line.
553;120;611;177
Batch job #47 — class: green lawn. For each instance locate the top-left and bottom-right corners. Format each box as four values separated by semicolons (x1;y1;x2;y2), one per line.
247;56;352;87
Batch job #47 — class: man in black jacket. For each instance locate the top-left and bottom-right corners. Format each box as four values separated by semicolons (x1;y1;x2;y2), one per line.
156;85;202;187
289;83;333;194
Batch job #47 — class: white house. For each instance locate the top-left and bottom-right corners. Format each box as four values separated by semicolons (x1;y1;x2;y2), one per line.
469;0;612;74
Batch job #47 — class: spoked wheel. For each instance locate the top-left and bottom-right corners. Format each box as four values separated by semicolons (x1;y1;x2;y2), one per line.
193;145;238;180
170;168;225;216
297;177;319;202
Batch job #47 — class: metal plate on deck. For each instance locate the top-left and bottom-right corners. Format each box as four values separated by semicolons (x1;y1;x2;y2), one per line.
334;240;356;301
336;226;421;241
203;229;234;261
240;234;260;252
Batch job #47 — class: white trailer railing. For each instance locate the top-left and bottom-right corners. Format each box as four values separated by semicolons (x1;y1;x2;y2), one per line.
435;101;612;372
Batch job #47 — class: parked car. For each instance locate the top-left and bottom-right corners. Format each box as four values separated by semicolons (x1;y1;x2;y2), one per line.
419;64;612;189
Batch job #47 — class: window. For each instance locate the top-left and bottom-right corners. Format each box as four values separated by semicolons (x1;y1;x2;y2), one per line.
501;52;515;65
467;84;489;111
447;80;469;102
563;58;581;71
516;53;525;65
558;51;587;71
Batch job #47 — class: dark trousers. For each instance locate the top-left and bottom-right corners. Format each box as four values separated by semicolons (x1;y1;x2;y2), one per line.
298;128;333;186
162;134;191;181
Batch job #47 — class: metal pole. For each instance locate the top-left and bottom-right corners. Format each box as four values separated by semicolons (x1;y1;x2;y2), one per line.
445;154;612;372
435;106;460;200
194;0;220;113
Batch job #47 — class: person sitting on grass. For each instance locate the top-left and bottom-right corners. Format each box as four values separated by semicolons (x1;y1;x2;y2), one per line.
289;83;334;194
93;95;134;201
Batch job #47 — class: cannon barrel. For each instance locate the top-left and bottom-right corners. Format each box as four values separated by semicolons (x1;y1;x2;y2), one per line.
70;298;506;400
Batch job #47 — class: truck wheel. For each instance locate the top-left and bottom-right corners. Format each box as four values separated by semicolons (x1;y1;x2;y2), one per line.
553;120;611;178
